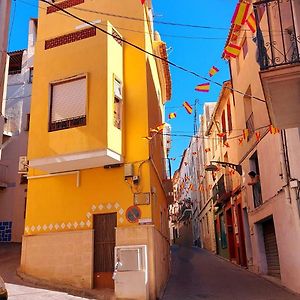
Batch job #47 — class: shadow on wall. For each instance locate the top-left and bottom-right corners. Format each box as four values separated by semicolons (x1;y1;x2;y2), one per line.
175;222;193;247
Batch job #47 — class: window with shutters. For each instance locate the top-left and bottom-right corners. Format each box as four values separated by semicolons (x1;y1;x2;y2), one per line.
113;77;122;130
49;76;87;132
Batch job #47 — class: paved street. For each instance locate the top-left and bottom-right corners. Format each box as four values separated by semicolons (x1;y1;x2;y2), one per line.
163;246;300;300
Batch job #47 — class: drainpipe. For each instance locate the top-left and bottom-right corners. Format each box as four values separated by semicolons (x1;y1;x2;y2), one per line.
279;130;291;203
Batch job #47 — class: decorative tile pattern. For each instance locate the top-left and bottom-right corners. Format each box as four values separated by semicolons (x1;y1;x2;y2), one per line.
47;0;84;14
0;221;12;242
25;202;126;235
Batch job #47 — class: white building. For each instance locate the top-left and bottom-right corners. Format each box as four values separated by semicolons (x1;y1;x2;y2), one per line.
0;19;37;242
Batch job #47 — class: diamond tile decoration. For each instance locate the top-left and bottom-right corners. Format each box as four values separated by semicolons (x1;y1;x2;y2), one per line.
119;217;124;223
25;226;29;233
61;223;66;229
54;223;60;230
67;222;72;229
80;221;85;228
119;208;124;215
98;204;104;210
30;225;35;232
106;203;112;210
91;205;96;211
42;224;47;231
86;212;92;219
48;224;53;230
73;222;78;229
86;220;91;227
37;225;41;231
114;202;120;209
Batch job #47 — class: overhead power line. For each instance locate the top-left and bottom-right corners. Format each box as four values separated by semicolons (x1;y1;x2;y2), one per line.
38;0;267;103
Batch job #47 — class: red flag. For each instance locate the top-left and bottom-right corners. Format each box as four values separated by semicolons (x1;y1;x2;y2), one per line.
140;0;145;4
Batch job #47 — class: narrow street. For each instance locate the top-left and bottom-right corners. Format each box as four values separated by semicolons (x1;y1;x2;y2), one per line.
163;246;300;300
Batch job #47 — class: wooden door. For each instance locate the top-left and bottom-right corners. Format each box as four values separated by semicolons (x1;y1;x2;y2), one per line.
93;213;117;289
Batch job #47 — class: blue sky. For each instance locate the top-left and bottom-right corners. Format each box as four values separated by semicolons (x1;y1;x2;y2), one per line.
8;0;236;173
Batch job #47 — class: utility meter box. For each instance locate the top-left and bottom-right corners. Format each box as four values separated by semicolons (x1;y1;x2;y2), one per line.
114;245;148;300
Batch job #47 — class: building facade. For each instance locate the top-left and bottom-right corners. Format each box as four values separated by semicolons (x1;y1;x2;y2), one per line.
0;19;37;242
20;1;172;299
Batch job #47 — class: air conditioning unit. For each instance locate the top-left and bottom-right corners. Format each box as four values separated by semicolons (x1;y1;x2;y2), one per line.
18;156;28;173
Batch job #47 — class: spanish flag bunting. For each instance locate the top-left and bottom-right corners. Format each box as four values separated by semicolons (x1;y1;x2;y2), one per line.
231;2;250;25
156;123;166;132
269;125;280;134
238;137;243;145
233;24;242;33
209;66;219;77
217;132;226;138
142;136;152;141
192;152;197;155
204;148;211;153
140;0;145;4
255;131;261;141
224;43;242;59
168;112;177;119
184;161;188;166
231;33;239;42
183;101;193;114
224;141;230;148
189;184;194;191
195;82;210;92
243;128;249;140
246;13;257;33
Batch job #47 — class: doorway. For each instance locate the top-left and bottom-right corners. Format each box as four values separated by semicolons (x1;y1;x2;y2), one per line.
93;213;117;289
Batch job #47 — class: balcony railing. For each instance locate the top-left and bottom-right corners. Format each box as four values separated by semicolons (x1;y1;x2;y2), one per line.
254;0;300;70
212;174;232;204
246;113;255;141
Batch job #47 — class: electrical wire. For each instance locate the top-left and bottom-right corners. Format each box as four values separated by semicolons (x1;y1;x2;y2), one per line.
38;0;267;103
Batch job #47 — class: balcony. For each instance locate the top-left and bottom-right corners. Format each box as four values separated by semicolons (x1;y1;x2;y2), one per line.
254;0;300;129
212;174;232;205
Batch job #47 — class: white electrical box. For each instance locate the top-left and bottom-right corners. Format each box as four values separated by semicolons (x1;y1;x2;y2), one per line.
18;156;28;173
114;245;148;300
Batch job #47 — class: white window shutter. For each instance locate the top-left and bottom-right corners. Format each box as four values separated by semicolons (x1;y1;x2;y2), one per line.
51;77;86;122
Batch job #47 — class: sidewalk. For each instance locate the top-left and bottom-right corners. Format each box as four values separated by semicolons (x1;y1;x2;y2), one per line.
163;245;300;300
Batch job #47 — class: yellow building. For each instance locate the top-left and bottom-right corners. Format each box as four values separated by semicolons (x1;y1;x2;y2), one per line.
20;0;172;299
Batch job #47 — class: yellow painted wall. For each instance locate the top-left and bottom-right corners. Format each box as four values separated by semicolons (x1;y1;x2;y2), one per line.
25;0;169;235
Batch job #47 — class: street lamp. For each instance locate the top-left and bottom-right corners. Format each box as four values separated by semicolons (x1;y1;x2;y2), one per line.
205;160;242;175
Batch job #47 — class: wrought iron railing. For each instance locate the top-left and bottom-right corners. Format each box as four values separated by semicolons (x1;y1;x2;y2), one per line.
246;113;255;141
254;0;300;70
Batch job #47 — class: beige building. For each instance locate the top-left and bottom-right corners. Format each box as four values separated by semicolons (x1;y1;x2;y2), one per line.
224;0;300;293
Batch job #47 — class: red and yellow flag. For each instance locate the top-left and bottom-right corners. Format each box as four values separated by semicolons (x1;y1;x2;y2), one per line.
204;148;211;153
209;66;219;77
231;2;250;25
156;123;166;132
246;13;257;33
243;128;249;140
238;137;243;145
255;131;261;141
195;82;210;92
183;101;193;114
140;0;145;4
269;125;280;134
224;43;241;58
168;112;177;119
217;132;226;138
224;141;230;148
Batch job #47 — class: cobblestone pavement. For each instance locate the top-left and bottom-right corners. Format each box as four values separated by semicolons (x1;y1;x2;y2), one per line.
163;245;300;300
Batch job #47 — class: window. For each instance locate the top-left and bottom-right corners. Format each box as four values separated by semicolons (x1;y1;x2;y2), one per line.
244;86;254;141
114;77;123;129
49;76;87;131
249;151;262;208
221;111;227;142
242;37;248;59
29;67;33;83
24;114;30;131
227;101;232;133
8;50;24;75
